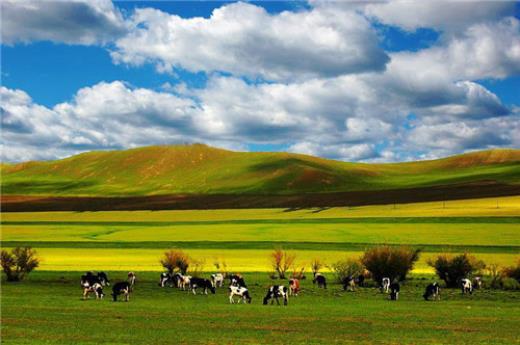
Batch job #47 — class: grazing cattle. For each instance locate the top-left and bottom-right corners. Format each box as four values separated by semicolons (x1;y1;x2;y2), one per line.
81;271;109;288
381;277;391;293
423;282;441;301
211;273;225;288
263;285;288;306
461;278;473;295
159;272;173;287
112;282;131;302
82;282;104;300
229;285;252;304
189;277;215;295
355;274;365;287
98;272;110;286
127;272;136;291
180;275;192;290
172;273;183;288
473;276;482;290
389;282;400;300
289;278;300;296
313;273;327;289
229;274;247;288
342;275;356;292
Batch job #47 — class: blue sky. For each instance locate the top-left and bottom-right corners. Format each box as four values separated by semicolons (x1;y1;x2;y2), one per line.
1;1;519;162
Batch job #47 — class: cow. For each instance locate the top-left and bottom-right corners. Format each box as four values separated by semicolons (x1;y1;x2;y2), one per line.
313;273;327;289
159;272;173;287
389;282;400;300
189;277;215;295
473;276;482;290
211;273;225;288
423;282;441;301
355;274;365;287
82;282;104;300
97;272;110;286
229;285;252;304
263;285;288;306
112;282;131;302
229;274;247;288
289;278;300;296
381;277;390;293
180;275;192;290
127;272;136;291
342;275;356;292
81;271;109;288
461;278;473;295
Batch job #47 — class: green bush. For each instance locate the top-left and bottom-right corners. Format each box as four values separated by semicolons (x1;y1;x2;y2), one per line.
501;278;520;290
1;247;39;281
502;259;520;283
428;253;485;288
361;246;420;283
331;258;364;283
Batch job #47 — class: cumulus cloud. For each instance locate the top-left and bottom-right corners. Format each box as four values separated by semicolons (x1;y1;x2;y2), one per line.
111;2;389;81
1;0;127;45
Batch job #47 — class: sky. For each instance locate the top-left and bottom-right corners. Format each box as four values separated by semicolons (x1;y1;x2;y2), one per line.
1;0;519;163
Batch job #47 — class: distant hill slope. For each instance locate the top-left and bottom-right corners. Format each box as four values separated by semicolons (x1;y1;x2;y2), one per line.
2;145;519;199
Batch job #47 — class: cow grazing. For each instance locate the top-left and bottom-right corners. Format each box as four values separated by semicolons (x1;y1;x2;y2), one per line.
263;285;288;306
381;277;390;293
127;272;136;291
473;276;482;290
461;278;473;295
159;272;173;287
423;282;441;301
289;278;300;296
229;285;252;304
180;275;192;290
229;274;247;288
342;275;356;292
313;273;327;289
211;273;225;288
190;277;215;295
389;282;400;300
112;282;131;302
82;282;104;300
355;274;365;287
81;271;109;288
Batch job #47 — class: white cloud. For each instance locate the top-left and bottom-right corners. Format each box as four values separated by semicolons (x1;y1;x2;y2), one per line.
1;0;127;45
111;2;389;81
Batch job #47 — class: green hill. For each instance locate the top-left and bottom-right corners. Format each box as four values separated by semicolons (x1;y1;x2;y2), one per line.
1;144;519;197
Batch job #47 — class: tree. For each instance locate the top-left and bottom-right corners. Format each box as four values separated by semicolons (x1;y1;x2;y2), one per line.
361;246;420;283
331;258;364;283
428;253;485;288
310;258;324;277
1;247;39;281
270;248;296;279
160;250;190;274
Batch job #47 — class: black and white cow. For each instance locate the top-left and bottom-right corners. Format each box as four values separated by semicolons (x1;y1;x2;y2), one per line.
82;282;104;300
263;285;288;306
423;282;441;301
211;273;225;288
127;272;136;291
312;273;327;289
355;274;365;287
81;271;110;287
159;272;173;287
180;274;192;290
473;276;482;290
461;278;473;295
342;275;356;292
389;282;400;300
381;277;390;293
229;285;252;304
229;274;247;288
189;277;215;295
112;282;131;302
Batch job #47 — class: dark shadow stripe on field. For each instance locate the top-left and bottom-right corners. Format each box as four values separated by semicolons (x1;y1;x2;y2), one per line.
3;216;519;227
3;241;519;253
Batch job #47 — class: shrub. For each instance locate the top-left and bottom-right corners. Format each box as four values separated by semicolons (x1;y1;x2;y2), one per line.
428;253;485;288
501;277;520;290
270;248;296;279
310;258;324;277
502;259;520;283
1;247;39;281
160;250;190;274
189;258;205;278
486;263;503;289
291;266;306;280
361;246;420;283
331;258;364;283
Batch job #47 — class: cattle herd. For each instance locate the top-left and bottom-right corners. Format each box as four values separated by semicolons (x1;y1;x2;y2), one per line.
79;270;482;305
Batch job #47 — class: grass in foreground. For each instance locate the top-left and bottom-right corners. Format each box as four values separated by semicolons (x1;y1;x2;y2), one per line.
2;271;520;345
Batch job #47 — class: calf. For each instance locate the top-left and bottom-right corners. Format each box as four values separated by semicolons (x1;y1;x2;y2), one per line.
389;282;400;300
211;273;225;288
263;285;288;306
229;274;247;288
312;273;327;289
190;277;215;295
112;282;131;302
82;282;104;300
229;285;252;304
289;278;300;296
342;275;356;292
381;277;390;293
423;282;441;301
127;272;136;291
461;278;473;295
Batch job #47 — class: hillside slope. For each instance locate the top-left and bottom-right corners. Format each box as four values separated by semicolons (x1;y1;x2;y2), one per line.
2;145;519;198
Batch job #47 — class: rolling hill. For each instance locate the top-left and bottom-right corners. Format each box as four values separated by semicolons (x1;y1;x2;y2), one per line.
1;144;520;210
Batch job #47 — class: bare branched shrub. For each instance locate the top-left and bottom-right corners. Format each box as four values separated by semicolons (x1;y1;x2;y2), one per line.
1;247;39;281
331;258;364;283
310;258;324;277
270;248;296;279
361;246;420;283
428;253;485;288
160;250;190;274
291;266;306;280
